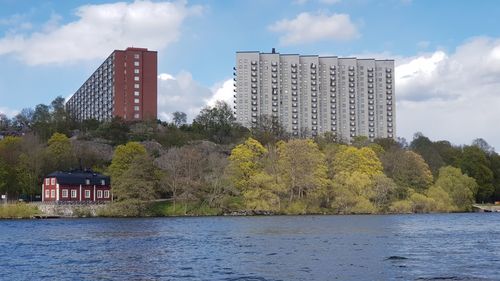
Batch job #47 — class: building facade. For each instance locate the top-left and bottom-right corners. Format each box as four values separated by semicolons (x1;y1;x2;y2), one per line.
234;50;395;142
42;170;111;203
66;47;157;122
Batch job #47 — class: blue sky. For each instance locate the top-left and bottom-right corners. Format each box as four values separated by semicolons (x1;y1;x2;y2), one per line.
1;0;500;149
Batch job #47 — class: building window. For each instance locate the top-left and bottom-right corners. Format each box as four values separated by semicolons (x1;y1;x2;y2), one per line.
104;190;110;198
134;106;140;111
134;113;140;119
45;189;50;198
134;61;139;66
134;54;140;59
71;190;77;198
51;190;55;198
134;91;140;97
101;179;105;186
134;98;140;104
134;69;140;74
85;190;91;199
51;178;55;185
134;76;140;81
134;84;140;89
97;190;103;199
62;189;68;198
45;178;50;185
85;179;90;185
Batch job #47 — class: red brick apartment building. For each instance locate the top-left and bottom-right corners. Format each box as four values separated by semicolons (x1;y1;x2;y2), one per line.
66;47;157;121
42;170;111;203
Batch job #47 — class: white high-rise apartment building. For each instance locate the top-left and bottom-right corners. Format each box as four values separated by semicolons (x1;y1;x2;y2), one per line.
233;50;395;142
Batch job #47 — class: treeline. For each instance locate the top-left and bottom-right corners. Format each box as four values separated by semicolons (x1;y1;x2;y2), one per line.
1;96;499;215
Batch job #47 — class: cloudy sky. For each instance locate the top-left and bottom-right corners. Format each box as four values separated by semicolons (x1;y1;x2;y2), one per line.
1;0;500;149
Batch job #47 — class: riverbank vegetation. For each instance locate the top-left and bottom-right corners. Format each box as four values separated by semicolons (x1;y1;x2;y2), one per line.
0;203;39;219
1;97;500;216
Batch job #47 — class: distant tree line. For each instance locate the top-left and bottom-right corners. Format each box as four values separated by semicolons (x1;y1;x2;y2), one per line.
1;97;499;215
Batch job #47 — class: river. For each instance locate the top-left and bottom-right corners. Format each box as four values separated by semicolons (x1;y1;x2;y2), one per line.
0;214;499;281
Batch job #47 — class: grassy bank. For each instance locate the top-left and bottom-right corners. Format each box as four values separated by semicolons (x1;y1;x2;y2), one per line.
0;203;40;219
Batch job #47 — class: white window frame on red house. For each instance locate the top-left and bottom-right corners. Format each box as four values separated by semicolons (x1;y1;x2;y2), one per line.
97;190;103;199
51;190;55;198
62;189;68;198
104;190;110;198
71;190;77;198
45;178;50;185
101;180;105;186
45;189;50;198
85;190;91;199
51;178;55;185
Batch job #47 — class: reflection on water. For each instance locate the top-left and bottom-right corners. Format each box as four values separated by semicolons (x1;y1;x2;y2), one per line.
0;214;499;280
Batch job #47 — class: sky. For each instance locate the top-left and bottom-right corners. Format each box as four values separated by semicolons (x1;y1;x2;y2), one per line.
1;0;500;149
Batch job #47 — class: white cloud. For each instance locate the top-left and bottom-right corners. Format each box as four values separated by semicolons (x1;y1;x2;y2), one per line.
157;72;233;122
269;11;359;45
395;37;500;149
206;79;234;107
0;106;19;117
0;0;202;65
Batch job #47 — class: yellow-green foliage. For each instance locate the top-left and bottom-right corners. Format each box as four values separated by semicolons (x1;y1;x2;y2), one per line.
243;172;282;211
434;166;477;211
389;200;412;213
427;185;456;212
283;200;308;215
331;146;383;177
279;139;329;201
0;203;39;219
108;142;147;179
330;172;376;214
227;138;268;190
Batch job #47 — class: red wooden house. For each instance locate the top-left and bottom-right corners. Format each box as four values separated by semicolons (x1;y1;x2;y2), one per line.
42;170;111;203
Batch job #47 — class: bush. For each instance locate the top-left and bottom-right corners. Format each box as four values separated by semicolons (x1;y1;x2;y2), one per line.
389;200;412;213
283;201;308;215
98;199;149;217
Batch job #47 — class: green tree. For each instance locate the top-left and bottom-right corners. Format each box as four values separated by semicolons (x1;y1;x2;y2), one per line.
45;133;75;172
434;166;478;211
458;146;494;202
410;133;445;175
381;149;433;195
108;142;147;180
242;172;282;211
192;101;248;144
172;111;187;127
279;139;328;202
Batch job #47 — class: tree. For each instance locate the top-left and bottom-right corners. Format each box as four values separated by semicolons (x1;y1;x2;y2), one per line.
111;154;163;216
472;138;495;155
370;174;398;212
458;145;494;202
434;166;478;210
32;104;52;140
227;138;268;191
0;114;11;131
330;172;376;214
192;101;247;144
108;142;147;180
0;136;23;199
250;115;289;145
96;117;130;145
156;145;205;209
172;111;187;127
45;133;75;172
12;108;34;131
279;139;328;202
410;133;445;175
381;149;433;195
330;146;383;178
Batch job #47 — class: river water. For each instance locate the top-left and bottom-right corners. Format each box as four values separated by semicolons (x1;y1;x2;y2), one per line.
0;214;499;281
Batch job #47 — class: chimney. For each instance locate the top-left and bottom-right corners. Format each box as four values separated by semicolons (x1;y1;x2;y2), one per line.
272;48;276;54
